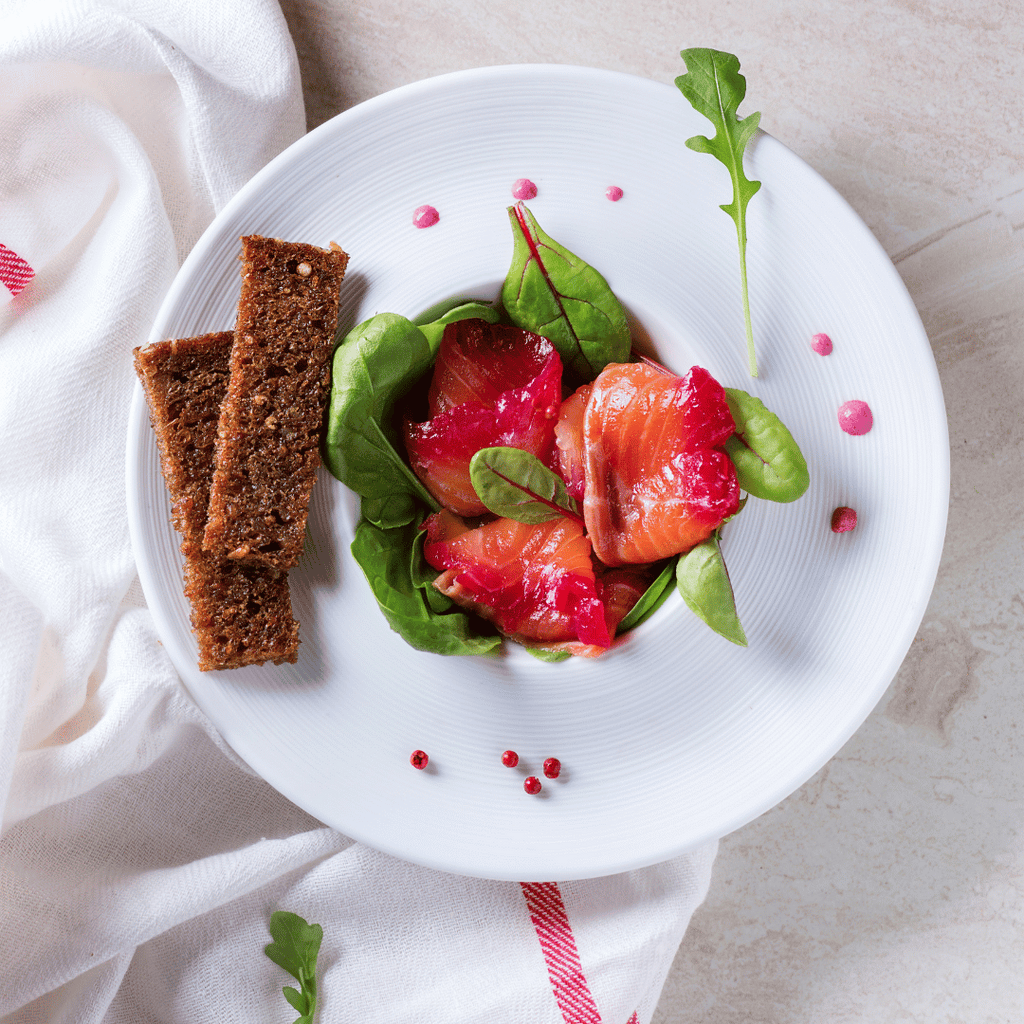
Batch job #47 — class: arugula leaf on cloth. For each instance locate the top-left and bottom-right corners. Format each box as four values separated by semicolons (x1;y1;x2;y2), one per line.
264;911;322;1024
351;515;502;656
469;446;583;525
501;202;630;381
675;48;762;377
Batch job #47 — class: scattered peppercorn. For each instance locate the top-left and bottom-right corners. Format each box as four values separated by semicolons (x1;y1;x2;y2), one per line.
831;506;857;533
410;750;429;769
543;758;561;779
501;750;520;767
524;776;542;795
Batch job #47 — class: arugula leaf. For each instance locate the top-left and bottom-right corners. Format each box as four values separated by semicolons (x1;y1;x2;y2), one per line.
469;446;583;525
501;202;630;380
264;911;322;1024
675;48;762;377
724;388;809;502
351;514;502;656
675;530;747;646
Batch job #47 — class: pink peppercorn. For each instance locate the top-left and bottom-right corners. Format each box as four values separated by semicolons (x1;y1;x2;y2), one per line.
831;506;858;533
524;776;542;795
501;750;520;768
410;750;429;769
542;758;561;779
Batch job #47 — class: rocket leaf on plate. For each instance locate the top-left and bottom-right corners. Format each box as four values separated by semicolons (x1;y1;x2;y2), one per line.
675;48;762;377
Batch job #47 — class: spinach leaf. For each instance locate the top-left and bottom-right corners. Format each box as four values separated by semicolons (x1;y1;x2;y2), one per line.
524;646;573;663
351;515;501;656
414;300;501;351
324;312;440;528
264;911;322;1024
616;558;678;633
469;446;583;525
501;202;630;380
675;530;747;646
675;49;762;377
724;388;809;502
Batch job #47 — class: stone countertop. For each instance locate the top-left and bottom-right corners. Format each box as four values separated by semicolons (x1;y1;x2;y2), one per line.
279;1;1024;1019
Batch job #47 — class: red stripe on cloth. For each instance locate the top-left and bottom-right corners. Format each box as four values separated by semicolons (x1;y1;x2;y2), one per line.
521;881;603;1024
0;243;34;296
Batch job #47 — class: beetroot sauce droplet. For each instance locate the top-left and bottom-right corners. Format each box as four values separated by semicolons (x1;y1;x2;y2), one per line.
543;757;561;779
524;776;542;795
831;506;858;533
410;750;429;769
501;750;520;767
811;332;833;355
838;400;873;435
412;205;439;229
605;185;623;201
512;178;537;200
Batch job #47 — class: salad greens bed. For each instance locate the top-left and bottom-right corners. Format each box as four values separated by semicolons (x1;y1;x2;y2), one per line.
322;49;808;660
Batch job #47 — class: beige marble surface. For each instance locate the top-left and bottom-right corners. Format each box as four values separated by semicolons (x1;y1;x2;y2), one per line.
280;0;1024;1019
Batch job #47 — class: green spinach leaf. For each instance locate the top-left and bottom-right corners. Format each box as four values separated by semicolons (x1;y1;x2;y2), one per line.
675;48;762;377
724;388;809;502
351;515;501;656
675;530;747;646
324;312;440;528
615;558;678;633
501;202;630;380
264;911;322;1024
469;446;583;524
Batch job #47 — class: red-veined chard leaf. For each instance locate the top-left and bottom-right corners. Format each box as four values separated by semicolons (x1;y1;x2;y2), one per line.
501;202;630;381
675;48;762;377
468;446;583;525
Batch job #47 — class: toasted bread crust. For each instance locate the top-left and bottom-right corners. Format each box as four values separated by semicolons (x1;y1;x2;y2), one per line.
202;236;349;570
134;333;300;670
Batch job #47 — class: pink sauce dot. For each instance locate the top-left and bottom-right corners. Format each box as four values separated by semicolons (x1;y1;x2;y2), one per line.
605;185;624;202
811;332;833;356
831;506;858;533
837;399;873;435
412;205;439;229
512;178;538;200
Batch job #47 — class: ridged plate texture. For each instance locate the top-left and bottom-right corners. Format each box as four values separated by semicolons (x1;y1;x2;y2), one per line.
126;65;948;881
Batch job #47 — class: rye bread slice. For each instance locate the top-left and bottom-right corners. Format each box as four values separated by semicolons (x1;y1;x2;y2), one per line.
134;333;300;670
203;236;349;570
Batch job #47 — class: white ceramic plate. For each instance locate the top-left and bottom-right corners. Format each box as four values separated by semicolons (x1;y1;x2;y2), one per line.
126;65;948;881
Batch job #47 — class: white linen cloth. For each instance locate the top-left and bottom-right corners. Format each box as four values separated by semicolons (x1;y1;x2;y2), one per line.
0;1;717;1020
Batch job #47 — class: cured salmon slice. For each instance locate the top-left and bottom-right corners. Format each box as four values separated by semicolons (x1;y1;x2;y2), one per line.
583;362;739;566
404;344;562;516
422;509;611;649
553;382;591;502
427;318;557;416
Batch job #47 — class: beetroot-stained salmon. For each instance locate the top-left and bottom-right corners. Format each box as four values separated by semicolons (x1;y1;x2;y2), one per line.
427;318;558;416
583;362;739;566
405;321;562;516
422;509;611;649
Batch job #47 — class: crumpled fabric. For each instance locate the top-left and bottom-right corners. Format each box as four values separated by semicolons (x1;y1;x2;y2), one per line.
0;1;716;1020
